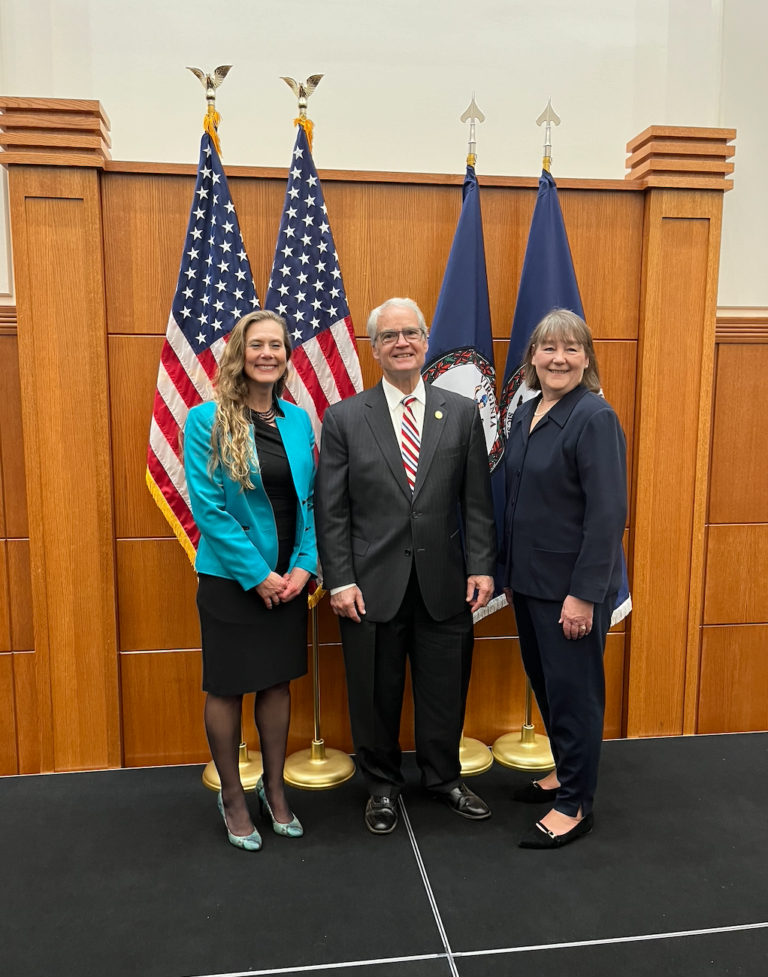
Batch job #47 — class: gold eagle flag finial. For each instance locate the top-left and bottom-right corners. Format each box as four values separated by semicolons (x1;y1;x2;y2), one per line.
280;74;324;152
187;65;232;156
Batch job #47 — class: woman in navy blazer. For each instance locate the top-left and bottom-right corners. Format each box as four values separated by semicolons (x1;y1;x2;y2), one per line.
502;309;627;849
184;310;317;850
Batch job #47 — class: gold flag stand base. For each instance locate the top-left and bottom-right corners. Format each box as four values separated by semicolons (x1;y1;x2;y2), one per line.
459;733;494;776
202;741;263;793
492;724;555;771
284;738;355;790
492;676;556;771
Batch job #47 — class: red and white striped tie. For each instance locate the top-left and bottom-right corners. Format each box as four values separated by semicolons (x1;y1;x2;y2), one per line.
400;396;420;492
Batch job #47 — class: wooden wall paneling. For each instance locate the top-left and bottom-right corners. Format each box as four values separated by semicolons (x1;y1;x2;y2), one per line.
109;335;171;538
603;634;626;739
0;335;28;537
698;625;768;733
120;650;208;766
12;651;40;773
704;525;768;624
464;638;528;744
627;190;722;737
559;191;644;340
480;187;536;339
8;165;121;770
102;174;195;335
0;541;9;651
116;539;199;651
228;176;294;300
324;181;460;333
0;653;18;775
7;539;33;650
709;345;768;523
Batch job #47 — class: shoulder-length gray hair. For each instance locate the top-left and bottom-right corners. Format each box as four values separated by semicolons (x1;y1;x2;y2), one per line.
522;308;601;393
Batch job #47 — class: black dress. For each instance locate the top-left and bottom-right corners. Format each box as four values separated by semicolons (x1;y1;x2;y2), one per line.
196;414;308;695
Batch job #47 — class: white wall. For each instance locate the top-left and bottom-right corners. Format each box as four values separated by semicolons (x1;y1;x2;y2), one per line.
0;0;763;307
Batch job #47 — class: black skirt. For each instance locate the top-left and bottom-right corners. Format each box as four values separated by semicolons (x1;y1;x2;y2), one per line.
197;573;308;695
197;414;308;695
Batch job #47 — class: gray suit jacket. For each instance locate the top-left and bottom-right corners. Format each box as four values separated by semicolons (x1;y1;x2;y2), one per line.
316;381;496;623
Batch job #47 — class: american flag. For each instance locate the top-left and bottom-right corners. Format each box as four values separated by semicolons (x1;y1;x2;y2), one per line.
264;126;362;438
146;133;260;560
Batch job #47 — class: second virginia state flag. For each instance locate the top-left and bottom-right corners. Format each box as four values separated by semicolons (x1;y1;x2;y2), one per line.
500;168;632;625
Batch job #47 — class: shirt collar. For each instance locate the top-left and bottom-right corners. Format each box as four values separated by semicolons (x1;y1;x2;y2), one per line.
382;376;426;413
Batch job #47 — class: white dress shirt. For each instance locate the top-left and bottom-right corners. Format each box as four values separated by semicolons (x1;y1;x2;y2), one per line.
330;377;426;596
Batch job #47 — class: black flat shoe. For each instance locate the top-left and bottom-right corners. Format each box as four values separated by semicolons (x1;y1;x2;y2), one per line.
518;811;594;849
512;781;559;803
436;783;491;820
365;795;398;834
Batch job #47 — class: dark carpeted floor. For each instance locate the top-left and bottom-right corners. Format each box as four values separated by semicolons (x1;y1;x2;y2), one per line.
1;733;767;977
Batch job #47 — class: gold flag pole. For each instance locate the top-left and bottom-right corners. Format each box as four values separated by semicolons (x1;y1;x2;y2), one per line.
183;65;266;794
456;94;494;778
492;98;562;774
284;600;356;788
277;73;354;788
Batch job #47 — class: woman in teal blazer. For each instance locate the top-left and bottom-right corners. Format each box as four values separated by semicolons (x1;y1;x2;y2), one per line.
184;310;317;851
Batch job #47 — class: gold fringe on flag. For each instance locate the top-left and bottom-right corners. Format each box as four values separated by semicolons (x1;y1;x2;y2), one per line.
307;584;326;610
204;105;223;156
294;116;314;153
145;468;198;567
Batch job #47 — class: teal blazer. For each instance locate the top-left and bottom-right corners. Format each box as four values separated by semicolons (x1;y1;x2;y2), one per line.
184;399;318;592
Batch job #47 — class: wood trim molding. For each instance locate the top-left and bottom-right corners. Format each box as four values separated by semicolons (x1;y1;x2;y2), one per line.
0;305;16;335
103;158;644;191
626;126;736;191
716;312;768;343
0;98;111;168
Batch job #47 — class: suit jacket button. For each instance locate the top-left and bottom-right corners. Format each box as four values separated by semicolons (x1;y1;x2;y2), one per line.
405;549;411;556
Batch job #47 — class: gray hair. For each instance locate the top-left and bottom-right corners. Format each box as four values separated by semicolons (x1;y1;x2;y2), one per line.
366;297;428;343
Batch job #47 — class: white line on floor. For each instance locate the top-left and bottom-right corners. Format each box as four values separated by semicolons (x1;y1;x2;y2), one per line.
190;921;768;976
453;920;768;958
193;951;447;976
399;797;460;977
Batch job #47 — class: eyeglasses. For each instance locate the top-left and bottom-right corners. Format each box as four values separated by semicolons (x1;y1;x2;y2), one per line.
375;328;425;347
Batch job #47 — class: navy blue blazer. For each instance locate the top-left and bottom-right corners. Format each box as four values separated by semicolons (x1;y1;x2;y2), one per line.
502;384;627;604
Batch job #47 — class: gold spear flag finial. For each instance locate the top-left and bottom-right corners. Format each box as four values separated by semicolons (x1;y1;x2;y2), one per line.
280;74;323;152
187;65;232;156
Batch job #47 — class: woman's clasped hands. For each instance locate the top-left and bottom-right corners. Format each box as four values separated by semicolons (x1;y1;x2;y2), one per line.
255;567;311;609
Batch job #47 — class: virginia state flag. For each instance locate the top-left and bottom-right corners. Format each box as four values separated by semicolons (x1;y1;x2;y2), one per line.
499;168;631;625
423;165;502;469
423;165;507;620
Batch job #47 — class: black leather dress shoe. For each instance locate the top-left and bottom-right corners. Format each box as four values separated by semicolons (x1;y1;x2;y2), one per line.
437;783;491;820
518;811;594;849
512;780;559;803
365;795;398;834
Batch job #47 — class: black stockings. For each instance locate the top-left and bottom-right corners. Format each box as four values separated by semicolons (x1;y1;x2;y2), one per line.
204;682;293;835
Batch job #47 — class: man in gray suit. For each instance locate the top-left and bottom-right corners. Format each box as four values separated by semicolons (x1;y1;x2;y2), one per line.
316;297;496;834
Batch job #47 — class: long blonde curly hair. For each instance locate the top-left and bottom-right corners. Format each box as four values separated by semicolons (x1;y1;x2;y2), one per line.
210;310;292;490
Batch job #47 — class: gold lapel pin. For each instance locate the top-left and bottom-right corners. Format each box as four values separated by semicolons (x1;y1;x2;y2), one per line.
435;410;443;419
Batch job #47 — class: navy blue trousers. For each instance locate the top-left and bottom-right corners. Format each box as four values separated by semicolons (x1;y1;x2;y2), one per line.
513;590;616;817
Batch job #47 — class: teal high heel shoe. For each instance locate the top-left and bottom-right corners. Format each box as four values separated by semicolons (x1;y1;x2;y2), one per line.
217;792;262;851
256;776;304;838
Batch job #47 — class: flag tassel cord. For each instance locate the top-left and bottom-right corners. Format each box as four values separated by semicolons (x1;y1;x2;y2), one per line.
204;105;222;156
